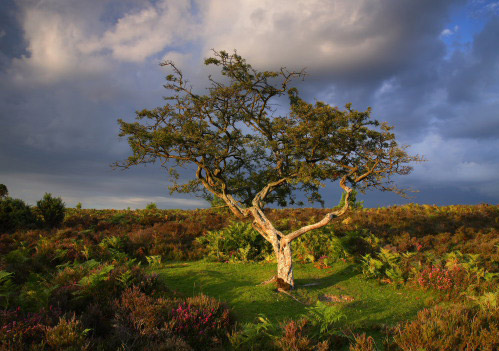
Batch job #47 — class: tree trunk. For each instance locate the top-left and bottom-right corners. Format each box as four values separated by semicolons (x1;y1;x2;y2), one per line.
276;240;294;291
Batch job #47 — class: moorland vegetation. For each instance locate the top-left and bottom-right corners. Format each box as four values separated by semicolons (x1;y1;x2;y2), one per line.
0;189;498;350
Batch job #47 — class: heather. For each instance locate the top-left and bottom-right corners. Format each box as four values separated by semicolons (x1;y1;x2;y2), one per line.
0;203;498;349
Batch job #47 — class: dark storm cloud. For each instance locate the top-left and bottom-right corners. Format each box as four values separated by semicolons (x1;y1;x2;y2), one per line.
0;0;498;208
0;0;27;61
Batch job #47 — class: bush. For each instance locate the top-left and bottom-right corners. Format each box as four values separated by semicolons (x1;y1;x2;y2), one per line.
146;202;158;210
275;319;329;351
37;193;66;229
197;222;272;262
294;226;348;264
391;304;499;350
0;184;7;199
44;314;90;351
0;197;35;233
166;294;233;348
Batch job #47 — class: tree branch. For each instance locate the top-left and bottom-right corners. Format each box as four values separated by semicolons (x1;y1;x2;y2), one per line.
283;176;352;244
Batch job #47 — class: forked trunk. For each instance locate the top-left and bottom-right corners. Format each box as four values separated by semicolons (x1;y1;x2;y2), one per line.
276;240;294;291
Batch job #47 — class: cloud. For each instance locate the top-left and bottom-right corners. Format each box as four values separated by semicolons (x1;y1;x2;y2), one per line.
199;0;460;77
1;0;498;209
408;133;499;197
82;0;196;62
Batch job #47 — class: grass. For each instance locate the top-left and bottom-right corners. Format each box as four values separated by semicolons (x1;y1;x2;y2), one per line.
155;260;434;329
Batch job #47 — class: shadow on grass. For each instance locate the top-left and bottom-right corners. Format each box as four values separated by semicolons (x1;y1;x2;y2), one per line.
295;264;359;290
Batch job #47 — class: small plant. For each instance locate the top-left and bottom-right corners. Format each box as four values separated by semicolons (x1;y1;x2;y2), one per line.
37;193;66;229
275;318;330;351
146;255;162;267
349;333;377;351
0;271;15;308
44;314;90;351
76;202;82;210
304;301;346;336
361;248;412;285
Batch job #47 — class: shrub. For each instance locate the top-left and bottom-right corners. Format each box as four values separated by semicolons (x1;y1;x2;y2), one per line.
305;301;346;336
146;202;158;210
166;294;233;348
391;304;499;350
36;193;66;229
0;306;61;349
349;333;377;351
294;226;347;264
275;318;329;351
112;286;166;347
0;197;35;233
44;314;90;351
361;248;415;285
197;222;272;262
0;184;7;199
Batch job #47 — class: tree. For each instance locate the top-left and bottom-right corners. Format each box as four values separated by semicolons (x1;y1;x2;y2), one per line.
0;184;8;199
115;50;422;290
36;193;66;229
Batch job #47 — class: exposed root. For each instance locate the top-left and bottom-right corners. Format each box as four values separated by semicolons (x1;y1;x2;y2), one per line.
258;275;277;285
258;276;309;305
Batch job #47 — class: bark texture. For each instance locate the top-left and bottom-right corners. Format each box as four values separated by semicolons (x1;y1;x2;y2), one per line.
276;241;294;291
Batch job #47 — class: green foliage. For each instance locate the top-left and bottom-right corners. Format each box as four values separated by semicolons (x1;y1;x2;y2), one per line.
145;202;158;210
44;315;90;351
75;202;82;210
0;271;15;308
229;314;278;350
0;184;7;199
19;273;57;311
304;301;346;335
294;226;348;263
196;222;273;262
0;197;35;233
36;193;66;229
146;255;162;267
338;189;364;209
361;248;413;285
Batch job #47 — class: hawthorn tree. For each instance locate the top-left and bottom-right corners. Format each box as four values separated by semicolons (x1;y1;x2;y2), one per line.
116;51;421;290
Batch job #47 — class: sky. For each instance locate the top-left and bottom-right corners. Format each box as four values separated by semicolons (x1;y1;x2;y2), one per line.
0;0;498;210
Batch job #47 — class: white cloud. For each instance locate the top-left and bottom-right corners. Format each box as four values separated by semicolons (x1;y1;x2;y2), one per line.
7;0;196;84
82;1;196;62
9;2;110;83
441;28;453;36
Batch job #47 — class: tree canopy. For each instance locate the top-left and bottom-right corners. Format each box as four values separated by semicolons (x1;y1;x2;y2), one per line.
116;51;419;215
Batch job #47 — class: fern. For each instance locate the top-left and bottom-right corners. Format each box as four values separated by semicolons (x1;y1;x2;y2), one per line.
305;301;346;335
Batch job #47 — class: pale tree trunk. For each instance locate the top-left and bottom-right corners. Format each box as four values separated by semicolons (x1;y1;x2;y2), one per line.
276;240;294;291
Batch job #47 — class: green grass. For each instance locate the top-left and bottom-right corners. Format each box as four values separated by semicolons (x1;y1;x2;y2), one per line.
155;260;433;329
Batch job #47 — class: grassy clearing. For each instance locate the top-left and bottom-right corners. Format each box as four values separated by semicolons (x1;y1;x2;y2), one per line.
155;260;433;328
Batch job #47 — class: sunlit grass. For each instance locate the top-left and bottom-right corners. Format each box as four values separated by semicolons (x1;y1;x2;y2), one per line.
155;260;433;328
